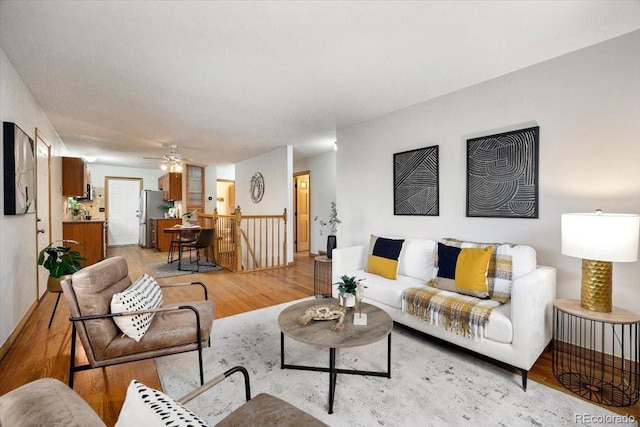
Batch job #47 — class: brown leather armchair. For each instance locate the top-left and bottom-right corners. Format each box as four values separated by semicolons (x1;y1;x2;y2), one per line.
0;367;327;426
60;256;214;388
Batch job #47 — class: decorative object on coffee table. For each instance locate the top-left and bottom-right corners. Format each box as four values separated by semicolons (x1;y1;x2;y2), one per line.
335;274;357;308
297;304;347;332
353;280;367;325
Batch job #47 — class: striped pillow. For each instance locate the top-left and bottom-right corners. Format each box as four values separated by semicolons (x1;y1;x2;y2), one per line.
111;274;163;342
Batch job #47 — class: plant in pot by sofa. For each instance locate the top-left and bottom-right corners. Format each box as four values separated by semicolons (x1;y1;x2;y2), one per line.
38;240;86;327
314;202;341;258
334;274;358;308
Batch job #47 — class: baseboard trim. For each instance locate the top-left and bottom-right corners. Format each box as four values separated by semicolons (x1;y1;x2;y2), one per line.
0;300;38;362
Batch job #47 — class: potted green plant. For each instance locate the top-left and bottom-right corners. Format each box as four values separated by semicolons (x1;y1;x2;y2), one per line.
159;204;173;218
69;200;84;220
334;274;358;308
38;240;86;279
38;240;86;328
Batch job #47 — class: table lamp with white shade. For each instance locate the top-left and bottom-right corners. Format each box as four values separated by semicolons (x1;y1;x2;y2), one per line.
561;210;640;313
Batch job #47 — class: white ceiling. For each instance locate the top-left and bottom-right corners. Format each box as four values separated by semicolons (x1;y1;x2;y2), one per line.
1;1;639;169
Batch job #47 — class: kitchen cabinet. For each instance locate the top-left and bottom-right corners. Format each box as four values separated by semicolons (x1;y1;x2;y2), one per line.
62;157;87;197
186;164;204;212
158;173;182;201
62;221;106;267
151;218;182;252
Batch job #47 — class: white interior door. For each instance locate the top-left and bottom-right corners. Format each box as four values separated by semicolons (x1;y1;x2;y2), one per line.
107;178;141;246
35;129;52;297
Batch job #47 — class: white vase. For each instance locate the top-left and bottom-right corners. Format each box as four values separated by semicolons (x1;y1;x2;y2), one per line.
340;293;356;308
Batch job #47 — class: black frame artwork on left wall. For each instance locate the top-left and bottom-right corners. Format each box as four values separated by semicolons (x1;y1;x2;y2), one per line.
3;121;36;215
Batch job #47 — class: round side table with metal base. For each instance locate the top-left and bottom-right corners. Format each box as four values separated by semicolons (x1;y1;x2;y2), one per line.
552;299;639;407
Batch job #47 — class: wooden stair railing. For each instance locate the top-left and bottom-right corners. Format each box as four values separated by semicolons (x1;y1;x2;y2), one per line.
205;207;288;273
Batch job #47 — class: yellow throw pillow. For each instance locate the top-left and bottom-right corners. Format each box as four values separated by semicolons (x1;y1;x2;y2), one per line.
454;246;493;298
365;235;405;280
366;254;399;279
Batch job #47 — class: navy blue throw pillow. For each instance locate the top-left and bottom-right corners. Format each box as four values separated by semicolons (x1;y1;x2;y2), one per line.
437;243;462;279
372;237;405;260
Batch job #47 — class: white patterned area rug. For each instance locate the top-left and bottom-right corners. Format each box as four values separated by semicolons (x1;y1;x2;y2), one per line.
155;300;637;427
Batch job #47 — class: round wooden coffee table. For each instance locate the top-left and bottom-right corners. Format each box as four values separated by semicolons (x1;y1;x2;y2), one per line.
278;298;393;414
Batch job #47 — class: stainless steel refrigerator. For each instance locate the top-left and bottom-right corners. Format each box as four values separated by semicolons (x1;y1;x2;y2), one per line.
139;190;165;248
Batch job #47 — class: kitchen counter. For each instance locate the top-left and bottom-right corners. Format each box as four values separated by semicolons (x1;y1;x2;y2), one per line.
62;221;107;267
151;218;182;252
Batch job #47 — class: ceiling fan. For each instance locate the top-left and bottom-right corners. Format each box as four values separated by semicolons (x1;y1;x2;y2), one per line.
144;144;187;171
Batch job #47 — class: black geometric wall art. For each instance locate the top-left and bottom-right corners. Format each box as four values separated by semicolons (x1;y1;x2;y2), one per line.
394;145;439;216
466;126;539;218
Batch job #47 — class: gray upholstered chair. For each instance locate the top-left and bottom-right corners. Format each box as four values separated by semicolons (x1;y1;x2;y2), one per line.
60;256;214;388
0;367;328;426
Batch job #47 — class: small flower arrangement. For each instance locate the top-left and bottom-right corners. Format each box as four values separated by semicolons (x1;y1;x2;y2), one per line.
314;202;341;235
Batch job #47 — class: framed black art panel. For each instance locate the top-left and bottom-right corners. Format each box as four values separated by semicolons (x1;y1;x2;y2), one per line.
394;145;439;216
3;122;36;215
466;126;539;218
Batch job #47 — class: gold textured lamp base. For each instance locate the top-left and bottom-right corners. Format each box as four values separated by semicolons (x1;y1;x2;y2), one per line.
580;259;612;313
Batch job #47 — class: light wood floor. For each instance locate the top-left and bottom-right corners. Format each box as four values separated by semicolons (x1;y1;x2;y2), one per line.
0;246;637;425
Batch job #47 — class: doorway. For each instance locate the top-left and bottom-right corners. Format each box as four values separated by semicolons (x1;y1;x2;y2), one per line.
294;172;310;252
216;179;235;215
35;128;52;298
106;177;142;246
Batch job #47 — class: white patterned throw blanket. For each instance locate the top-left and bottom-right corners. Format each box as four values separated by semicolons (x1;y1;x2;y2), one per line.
401;287;499;339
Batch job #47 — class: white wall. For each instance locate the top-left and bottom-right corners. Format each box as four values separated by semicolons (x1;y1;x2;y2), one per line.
235;147;294;262
88;163;165;190
216;164;235;180
336;31;640;314
204;165;217;214
295;151;337;254
0;48;67;347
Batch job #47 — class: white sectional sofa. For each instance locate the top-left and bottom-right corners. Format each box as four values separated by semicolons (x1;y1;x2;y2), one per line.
331;237;556;390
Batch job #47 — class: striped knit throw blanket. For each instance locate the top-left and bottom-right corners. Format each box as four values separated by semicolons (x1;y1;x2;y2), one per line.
401;286;498;339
